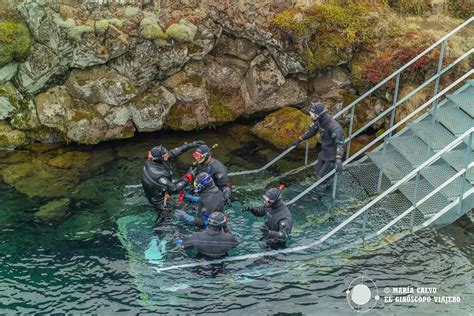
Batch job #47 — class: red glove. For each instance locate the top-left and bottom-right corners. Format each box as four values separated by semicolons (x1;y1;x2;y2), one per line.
181;173;193;183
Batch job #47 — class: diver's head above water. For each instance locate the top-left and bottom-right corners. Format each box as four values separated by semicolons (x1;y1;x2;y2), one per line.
207;212;227;231
193;172;214;194
263;187;282;207
148;145;170;162
193;144;212;164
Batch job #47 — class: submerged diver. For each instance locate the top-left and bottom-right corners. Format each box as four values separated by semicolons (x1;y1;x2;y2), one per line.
292;101;345;180
142;141;203;224
192;144;232;204
174;172;226;229
243;187;292;248
175;212;238;259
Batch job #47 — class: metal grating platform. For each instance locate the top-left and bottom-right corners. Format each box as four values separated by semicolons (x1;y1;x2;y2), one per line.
398;178;450;218
442;149;474;184
410;120;456;152
367;147;413;182
420;164;472;200
389;136;432;166
365;192;426;233
435;107;473;136
348;162;391;195
448;93;474;118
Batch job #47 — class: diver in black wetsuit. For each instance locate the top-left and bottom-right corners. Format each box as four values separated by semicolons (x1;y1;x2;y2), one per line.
292;102;345;180
141;141;203;223
192;144;232;204
174;172;226;229
175;212;238;259
243;187;293;248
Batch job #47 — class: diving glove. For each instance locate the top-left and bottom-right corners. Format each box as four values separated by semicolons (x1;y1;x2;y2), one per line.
174;210;194;222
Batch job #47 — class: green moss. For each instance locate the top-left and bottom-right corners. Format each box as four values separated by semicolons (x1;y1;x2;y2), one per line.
123;82;136;94
388;0;432;15
206;85;237;122
144;95;159;105
95;19;109;32
447;0;473;19
69;25;94;41
165;103;196;131
272;2;388;72
0;19;31;67
35;198;70;223
141;23;166;40
124;6;140;17
251;107;319;149
108;18;123;28
185;75;202;88
165;19;197;42
48;151;91;169
53;16;76;29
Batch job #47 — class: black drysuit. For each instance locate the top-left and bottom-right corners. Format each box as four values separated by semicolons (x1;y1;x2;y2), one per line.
300;113;345;180
182;226;238;259
191;181;225;228
196;159;231;201
250;199;293;246
141;143;196;215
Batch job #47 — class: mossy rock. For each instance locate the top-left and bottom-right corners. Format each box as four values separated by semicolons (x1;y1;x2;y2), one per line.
0;121;26;149
35;198;70;223
447;0;474;19
2;159;79;198
251;107;319;149
206;85;239;122
0;12;32;67
47;151;91;169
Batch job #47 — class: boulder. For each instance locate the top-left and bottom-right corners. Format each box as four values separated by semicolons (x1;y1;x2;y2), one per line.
165;19;198;42
312;67;351;95
251;107;319;149
65;66;139;106
0;82;22;120
35;198;70;223
227;37;258;61
14;42;61;94
47;151;91;169
128;85;176;132
0;62;19;83
241;53;286;106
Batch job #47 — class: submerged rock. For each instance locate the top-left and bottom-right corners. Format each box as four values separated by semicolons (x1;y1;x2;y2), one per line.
35;198;70;223
58;210;104;241
251;107;319;149
47;151;91;169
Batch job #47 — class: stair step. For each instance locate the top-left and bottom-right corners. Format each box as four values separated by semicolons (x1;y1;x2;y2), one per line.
420;164;472;201
448;94;474;117
367;148;413;183
442;149;474;184
398;178;450;218
389;136;432;166
348;162;391;195
410;121;456;152
434;107;473;136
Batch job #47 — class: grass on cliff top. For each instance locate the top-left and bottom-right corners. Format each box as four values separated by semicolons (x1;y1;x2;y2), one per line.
0;5;31;67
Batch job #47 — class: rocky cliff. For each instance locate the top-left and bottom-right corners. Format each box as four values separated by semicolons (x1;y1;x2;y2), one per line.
0;0;471;147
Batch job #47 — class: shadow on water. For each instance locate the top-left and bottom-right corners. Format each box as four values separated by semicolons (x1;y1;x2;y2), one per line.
0;123;473;314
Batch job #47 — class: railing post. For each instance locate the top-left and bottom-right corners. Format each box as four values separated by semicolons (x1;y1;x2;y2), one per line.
457;132;472;215
377;138;389;193
388;73;401;137
345;105;356;160
304;140;309;166
332;173;338;200
433;40;446;109
410;172;421;232
362;211;368;244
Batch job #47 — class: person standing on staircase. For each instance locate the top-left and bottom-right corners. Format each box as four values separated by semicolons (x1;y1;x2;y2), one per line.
292;101;345;181
142;141;204;224
242;186;292;248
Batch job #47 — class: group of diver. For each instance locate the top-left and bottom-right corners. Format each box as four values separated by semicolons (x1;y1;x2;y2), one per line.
141;102;345;259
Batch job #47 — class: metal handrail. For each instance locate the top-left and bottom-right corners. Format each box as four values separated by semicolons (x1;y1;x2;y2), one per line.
151;111;474;274
226;18;473;177
315;127;474;244
286;70;473;205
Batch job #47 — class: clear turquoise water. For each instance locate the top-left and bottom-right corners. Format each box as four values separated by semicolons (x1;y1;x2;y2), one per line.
0;125;473;314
